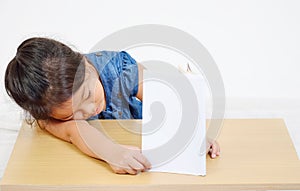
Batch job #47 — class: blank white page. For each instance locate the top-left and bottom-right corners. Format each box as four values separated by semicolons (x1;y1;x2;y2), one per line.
142;69;206;176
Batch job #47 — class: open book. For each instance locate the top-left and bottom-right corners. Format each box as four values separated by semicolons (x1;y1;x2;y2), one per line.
142;64;206;176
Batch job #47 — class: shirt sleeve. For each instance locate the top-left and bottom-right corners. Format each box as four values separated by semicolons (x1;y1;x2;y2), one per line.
116;51;142;119
118;51;139;97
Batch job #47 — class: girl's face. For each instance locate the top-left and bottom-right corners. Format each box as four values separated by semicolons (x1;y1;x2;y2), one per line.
50;59;106;121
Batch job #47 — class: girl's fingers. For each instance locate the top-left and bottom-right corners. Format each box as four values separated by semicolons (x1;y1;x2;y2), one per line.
112;163;138;175
210;142;218;158
133;152;152;169
122;145;151;169
128;158;146;172
125;167;138;175
110;165;127;174
217;142;221;156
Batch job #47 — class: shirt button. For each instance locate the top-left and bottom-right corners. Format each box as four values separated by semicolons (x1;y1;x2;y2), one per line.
117;93;122;98
118;111;122;116
95;52;102;56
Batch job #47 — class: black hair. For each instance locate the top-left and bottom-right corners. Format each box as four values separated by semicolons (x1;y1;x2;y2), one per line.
4;37;85;122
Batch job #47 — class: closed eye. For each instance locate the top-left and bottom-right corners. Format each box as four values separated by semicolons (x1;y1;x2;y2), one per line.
84;90;91;101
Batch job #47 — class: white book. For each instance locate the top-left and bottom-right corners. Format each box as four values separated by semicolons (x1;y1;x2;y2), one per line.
142;67;206;176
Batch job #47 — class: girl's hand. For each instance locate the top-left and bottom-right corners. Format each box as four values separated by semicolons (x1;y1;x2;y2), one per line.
42;120;151;175
107;145;151;175
207;139;220;159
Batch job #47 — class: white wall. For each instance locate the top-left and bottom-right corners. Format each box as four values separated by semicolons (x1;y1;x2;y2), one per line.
1;0;300;105
1;0;300;178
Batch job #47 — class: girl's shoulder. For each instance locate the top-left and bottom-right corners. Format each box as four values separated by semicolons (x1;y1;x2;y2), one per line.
85;51;137;76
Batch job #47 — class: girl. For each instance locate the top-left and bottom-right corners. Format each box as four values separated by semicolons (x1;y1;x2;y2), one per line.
5;37;220;175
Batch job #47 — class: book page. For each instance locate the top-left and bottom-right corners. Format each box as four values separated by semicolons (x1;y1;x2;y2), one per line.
142;69;206;176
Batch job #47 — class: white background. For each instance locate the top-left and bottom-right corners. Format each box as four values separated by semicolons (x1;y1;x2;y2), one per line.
0;0;300;180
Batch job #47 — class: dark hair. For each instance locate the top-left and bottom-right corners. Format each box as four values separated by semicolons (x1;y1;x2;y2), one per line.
5;37;85;122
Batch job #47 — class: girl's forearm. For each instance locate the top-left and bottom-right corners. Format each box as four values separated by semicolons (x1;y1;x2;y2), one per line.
72;120;121;162
66;120;101;159
41;119;117;161
40;119;151;174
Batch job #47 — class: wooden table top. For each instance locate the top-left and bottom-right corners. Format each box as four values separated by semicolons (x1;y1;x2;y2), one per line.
1;119;300;191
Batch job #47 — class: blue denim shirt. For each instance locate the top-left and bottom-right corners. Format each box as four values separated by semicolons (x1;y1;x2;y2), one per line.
85;51;142;120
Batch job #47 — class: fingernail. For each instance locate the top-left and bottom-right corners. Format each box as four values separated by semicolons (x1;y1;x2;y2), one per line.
212;153;216;158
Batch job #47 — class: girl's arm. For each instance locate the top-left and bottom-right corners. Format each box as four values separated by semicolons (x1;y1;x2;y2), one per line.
38;119;96;158
38;119;151;174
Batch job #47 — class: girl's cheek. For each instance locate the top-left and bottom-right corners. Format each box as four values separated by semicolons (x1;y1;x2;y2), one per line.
73;111;84;120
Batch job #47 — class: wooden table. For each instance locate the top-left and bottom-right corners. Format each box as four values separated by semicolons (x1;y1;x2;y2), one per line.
1;119;300;191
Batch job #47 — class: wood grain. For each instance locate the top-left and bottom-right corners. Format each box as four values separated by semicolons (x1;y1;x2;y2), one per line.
1;119;300;191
